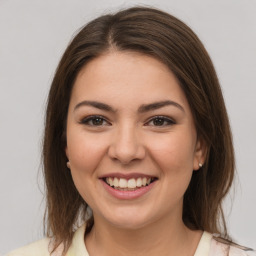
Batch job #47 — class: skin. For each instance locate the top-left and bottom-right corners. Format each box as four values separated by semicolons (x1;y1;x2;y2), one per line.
66;51;205;256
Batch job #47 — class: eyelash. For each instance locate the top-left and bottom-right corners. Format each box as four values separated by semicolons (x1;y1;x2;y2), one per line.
79;115;175;127
80;115;111;126
145;116;175;127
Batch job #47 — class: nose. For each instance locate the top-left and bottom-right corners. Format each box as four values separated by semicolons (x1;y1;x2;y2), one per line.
108;124;146;165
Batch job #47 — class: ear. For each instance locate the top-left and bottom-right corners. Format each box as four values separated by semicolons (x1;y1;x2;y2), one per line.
65;147;71;169
193;137;207;171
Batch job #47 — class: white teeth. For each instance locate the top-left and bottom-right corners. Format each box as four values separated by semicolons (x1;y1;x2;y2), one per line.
105;177;154;189
119;178;127;188
108;177;113;186
127;178;136;188
136;178;142;187
113;177;119;187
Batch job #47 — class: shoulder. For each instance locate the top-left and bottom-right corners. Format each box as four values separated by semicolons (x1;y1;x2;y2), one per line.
5;224;87;256
5;238;51;256
209;237;256;256
229;244;256;256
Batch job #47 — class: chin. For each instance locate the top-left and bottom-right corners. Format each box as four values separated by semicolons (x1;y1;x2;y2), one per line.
109;217;151;230
99;206;156;230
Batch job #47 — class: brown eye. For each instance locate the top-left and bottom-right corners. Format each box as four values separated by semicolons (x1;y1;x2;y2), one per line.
80;116;110;126
91;117;104;125
153;118;165;126
146;116;175;127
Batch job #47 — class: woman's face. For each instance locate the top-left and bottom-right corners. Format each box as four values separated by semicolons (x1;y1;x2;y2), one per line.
66;51;204;229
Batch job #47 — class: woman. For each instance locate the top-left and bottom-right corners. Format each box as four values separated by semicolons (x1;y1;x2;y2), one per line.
7;6;255;256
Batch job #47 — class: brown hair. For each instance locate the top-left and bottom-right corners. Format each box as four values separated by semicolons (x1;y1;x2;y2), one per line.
43;6;235;253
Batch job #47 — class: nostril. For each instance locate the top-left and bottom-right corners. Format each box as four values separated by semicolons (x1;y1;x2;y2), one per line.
107;130;146;164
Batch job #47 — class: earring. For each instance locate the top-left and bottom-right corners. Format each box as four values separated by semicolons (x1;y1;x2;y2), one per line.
67;161;71;169
199;163;203;168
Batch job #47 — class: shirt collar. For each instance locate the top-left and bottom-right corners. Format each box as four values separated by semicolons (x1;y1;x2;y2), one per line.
66;223;89;256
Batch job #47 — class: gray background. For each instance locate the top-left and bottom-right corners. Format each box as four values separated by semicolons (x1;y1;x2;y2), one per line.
0;0;255;254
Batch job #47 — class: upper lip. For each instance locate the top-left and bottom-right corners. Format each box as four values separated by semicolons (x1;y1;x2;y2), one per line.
99;172;158;180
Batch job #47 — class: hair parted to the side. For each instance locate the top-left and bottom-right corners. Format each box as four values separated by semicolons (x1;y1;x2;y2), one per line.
43;6;235;254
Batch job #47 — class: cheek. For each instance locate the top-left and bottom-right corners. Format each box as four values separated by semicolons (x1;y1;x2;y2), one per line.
148;132;196;206
67;132;107;172
148;131;196;172
67;133;108;204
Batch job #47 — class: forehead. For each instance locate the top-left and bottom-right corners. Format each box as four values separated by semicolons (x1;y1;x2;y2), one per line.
70;51;190;112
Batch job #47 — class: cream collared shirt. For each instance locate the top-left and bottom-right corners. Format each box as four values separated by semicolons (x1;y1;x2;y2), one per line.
6;224;255;256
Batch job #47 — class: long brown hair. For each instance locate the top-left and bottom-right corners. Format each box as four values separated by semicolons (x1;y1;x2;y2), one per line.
43;6;235;253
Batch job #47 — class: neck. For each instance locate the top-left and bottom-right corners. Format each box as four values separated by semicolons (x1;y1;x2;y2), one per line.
85;213;202;256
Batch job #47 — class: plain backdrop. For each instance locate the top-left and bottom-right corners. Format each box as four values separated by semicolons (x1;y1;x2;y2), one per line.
0;0;255;254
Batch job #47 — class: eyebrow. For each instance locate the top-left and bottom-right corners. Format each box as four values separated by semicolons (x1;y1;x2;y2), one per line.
138;100;184;113
74;100;184;113
74;101;116;112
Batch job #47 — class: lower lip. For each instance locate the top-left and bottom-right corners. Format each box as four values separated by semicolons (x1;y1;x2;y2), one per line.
101;179;156;200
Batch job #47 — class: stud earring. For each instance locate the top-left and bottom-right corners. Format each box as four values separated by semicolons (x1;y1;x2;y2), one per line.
199;163;203;168
67;161;71;169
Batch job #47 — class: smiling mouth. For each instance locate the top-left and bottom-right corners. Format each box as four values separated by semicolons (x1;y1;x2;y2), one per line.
102;177;158;191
